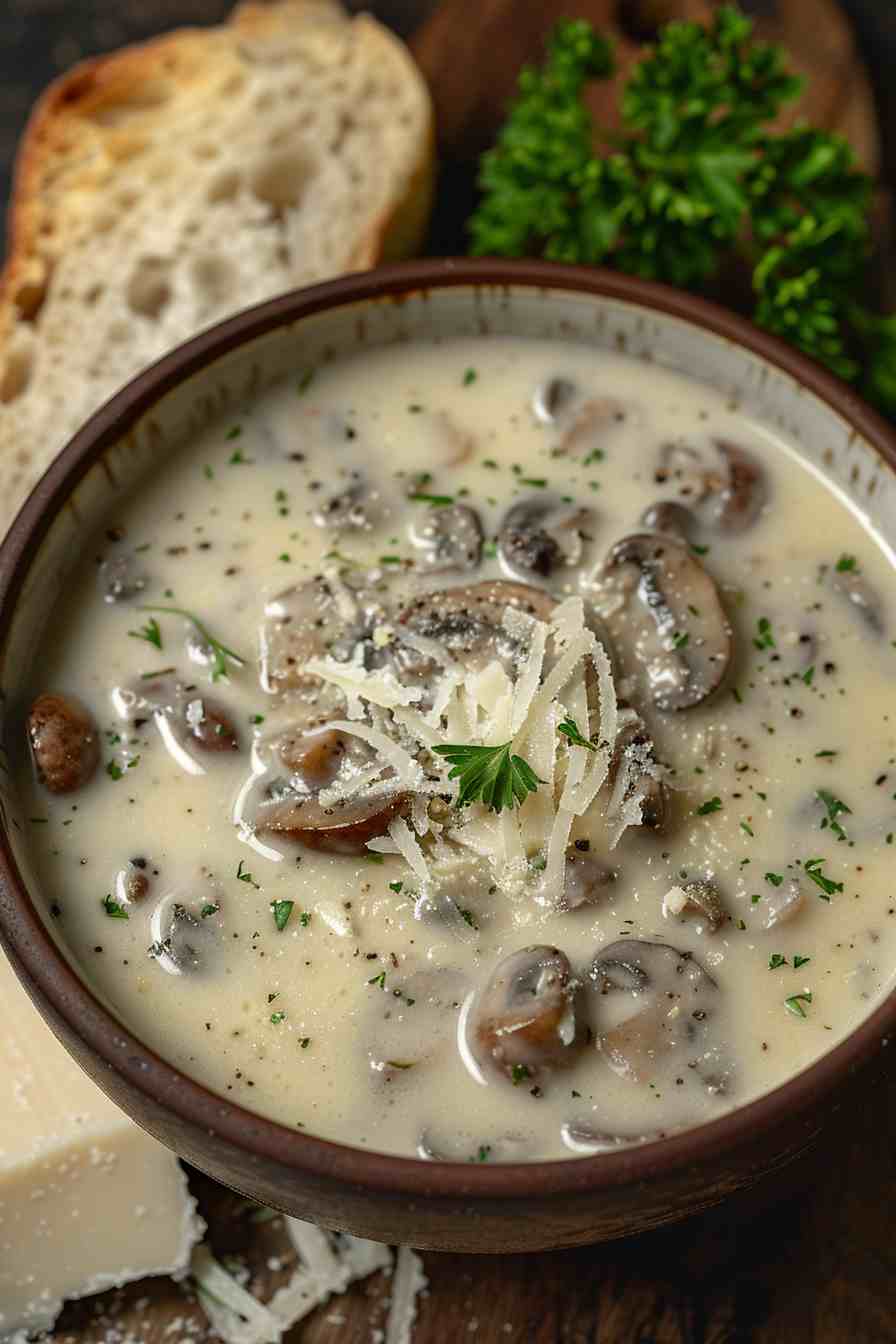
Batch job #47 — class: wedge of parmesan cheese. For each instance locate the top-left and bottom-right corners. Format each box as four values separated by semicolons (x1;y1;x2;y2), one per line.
0;950;204;1336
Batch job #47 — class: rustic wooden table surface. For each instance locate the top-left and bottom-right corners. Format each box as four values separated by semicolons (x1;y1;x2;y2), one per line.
2;1;896;1340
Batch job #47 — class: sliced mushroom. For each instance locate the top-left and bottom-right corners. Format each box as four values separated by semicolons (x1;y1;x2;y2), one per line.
556;398;629;456
113;676;239;765
312;471;376;530
560;1121;664;1155
606;706;667;834
183;697;240;752
148;894;219;976
115;859;151;906
761;877;805;930
560;849;617;911
662;879;727;931
654;439;765;533
28;693;100;794
497;494;594;581
395;580;555;683
410;503;483;573
468;945;578;1084
98;550;148;603
599;533;732;711
255;724;405;854
259;573;385;695
828;566;884;635
587;939;727;1093
531;377;577;426
639;500;694;539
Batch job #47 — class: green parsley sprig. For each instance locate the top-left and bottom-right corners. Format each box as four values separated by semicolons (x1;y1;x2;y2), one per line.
469;8;896;416
433;741;541;813
138;606;244;682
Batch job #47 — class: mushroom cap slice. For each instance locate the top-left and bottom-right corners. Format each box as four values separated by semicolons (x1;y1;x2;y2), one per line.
258;790;406;855
28;693;100;794
255;724;406;855
587;939;727;1092
599;532;732;711
639;500;694;539
469;945;578;1083
709;440;766;532
497;494;594;581
410;503;483;573
606;706;667;832
259;573;385;694
654;439;766;533
396;579;555;679
312;472;376;530
531;376;577;425
828;566;884;635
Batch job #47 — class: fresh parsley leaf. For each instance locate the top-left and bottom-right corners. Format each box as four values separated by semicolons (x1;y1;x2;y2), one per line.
128;617;162;650
557;715;597;752
138;606;244;681
433;741;542;813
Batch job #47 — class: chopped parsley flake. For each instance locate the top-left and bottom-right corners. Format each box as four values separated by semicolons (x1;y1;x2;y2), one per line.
270;1011;286;1025
785;991;813;1018
695;796;722;816
803;857;843;899
408;492;454;507
236;859;260;889
272;900;294;931
753;617;775;651
511;1063;531;1086
816;788;851;842
835;554;858;572
463;368;477;386
368;971;386;989
557;715;597;752
765;872;784;887
793;954;812;969
102;894;128;919
768;953;788;970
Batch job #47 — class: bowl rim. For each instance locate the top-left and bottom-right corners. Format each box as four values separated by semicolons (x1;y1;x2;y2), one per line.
2;256;896;1201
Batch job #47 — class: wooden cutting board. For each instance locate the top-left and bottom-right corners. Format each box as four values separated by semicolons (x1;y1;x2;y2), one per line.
45;4;895;1342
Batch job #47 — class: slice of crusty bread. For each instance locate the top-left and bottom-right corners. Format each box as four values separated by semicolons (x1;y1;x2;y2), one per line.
0;0;434;529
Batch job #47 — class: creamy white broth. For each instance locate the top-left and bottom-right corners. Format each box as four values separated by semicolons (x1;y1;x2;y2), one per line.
19;336;896;1161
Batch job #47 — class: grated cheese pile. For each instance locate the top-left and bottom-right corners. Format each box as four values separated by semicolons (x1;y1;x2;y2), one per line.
298;592;663;905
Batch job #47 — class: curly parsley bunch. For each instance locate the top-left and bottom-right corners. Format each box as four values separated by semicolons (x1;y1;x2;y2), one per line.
469;7;895;416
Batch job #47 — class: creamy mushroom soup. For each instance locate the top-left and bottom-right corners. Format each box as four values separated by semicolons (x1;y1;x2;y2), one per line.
18;337;896;1161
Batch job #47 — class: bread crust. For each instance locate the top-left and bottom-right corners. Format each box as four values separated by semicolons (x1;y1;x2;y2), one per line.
0;0;435;359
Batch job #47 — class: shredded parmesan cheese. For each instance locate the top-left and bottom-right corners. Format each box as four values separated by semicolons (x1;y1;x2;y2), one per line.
304;657;424;712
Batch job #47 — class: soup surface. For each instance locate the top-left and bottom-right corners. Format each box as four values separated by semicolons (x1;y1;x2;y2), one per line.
18;336;896;1161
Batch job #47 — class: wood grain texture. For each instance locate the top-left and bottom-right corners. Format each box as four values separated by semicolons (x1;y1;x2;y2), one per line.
47;1067;896;1343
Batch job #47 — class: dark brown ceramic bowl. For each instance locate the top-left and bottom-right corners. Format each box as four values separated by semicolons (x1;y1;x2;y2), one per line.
2;260;895;1253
